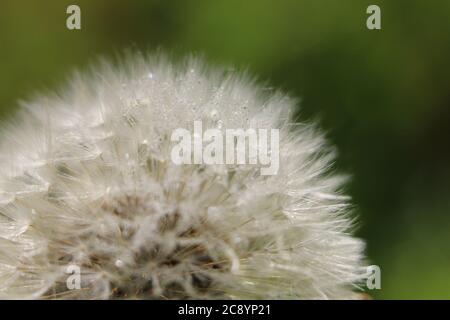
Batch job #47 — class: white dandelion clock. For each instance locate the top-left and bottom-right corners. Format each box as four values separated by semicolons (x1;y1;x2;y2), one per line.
0;53;366;299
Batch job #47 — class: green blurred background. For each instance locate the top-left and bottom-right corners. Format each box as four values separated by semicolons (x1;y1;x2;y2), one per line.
0;0;449;299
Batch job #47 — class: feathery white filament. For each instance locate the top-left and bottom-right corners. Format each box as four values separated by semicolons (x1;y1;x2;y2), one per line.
0;54;365;299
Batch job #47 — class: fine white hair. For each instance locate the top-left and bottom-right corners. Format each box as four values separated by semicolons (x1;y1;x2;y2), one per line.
0;53;365;299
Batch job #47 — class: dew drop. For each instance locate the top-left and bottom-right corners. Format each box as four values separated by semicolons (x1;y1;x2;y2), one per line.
115;260;124;268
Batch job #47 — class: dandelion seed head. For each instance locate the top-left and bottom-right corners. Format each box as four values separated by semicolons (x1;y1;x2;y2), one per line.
0;53;365;299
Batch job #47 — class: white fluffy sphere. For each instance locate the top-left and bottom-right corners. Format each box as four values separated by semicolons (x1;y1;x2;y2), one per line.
0;54;365;299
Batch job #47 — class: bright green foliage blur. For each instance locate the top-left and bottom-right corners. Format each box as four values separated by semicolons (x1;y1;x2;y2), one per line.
0;0;449;299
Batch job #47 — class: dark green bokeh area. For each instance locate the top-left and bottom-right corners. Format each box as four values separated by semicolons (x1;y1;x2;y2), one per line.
1;0;449;299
